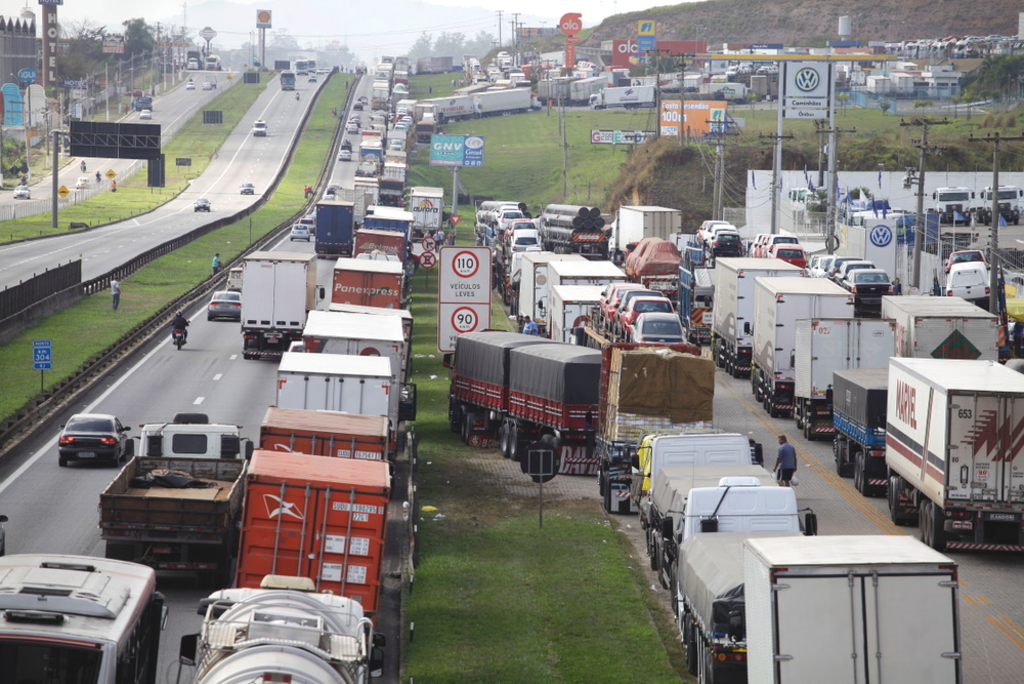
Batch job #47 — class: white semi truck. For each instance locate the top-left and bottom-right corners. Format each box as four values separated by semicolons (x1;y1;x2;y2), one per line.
588;85;656;109
881;295;998;361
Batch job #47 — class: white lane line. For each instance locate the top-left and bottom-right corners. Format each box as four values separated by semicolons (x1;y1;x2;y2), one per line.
229;354;238;360
0;308;205;496
193;397;205;405
213;374;223;381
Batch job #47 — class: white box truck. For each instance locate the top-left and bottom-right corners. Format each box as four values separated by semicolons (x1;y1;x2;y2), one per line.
548;284;604;343
589;85;656;109
752;277;854;418
241;252;319;360
744;535;962;684
473;88;532;116
517;253;586;332
546;259;627;289
612;206;683;261
887;358;1024;551
408;186;444;241
881;295;998;361
793;318;896;440
276;352;395;422
712;258;805;379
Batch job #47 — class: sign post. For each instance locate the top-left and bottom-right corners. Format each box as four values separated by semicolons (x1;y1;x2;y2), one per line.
33;339;52;391
437;246;491;353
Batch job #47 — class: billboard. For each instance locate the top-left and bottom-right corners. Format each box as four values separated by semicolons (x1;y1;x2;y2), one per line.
429;134;485;167
681;101;728;137
611;39;707;68
660;100;681;137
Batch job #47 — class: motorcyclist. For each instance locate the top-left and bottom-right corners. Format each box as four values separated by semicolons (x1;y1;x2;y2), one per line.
80;160;87;173
95;171;101;184
295;92;300;101
170;311;189;343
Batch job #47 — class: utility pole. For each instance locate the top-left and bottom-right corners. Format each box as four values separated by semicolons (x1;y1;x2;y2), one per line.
511;13;520;66
822;123;856;251
761;132;793;235
560;93;568;199
969;131;1024;314
901;118;949;290
815;120;827;188
496;10;503;48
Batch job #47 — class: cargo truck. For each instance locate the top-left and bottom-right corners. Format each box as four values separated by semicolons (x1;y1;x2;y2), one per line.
354;228;407;261
588;84;656;109
332;258;405;309
378;161;406;207
678;262;714;345
624;237;681;301
744;535;962;683
568;76;610;104
408;186;444;241
316;201;356;258
539;204;610;259
517;252;587;335
751;277;854;418
546;258;627;290
975;185;1022;226
612;205;683;263
363;205;414;249
887;358;1024;552
711;258;804;379
931;186;974;226
793;318;895;440
259;406;390;461
881;295;998;361
235;451;391;614
241;252;320;360
473;87;533;116
832;367;889;497
303;309;411;385
185;582;384;684
548;284;604;343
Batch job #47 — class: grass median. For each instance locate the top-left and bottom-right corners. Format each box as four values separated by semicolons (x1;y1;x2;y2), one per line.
0;73;353;423
2;78;270;243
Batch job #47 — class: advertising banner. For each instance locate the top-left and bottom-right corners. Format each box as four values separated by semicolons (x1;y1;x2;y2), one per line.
660;100;681;137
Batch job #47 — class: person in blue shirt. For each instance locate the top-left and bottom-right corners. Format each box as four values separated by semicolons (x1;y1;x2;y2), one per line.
212;253;221;275
773;434;797;487
522;316;539;335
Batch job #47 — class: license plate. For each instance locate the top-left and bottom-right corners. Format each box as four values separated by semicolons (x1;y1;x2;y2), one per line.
78;452;95;458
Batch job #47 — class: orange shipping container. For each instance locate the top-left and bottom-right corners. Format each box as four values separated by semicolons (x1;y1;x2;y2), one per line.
236;450;391;614
259;407;390;460
332;257;404;309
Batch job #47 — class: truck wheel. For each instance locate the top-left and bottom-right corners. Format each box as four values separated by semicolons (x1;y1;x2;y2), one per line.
498;422;511;458
668;561;679;618
649;534;659;572
854;450;867;495
920;500;947;551
601;472;614;514
684;618;699;676
888;475;912;527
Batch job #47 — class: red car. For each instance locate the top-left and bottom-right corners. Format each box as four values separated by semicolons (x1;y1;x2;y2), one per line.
767;244;807;269
944;249;986;273
617;296;674;337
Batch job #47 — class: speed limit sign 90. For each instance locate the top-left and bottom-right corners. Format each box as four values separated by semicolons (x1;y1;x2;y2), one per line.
438;303;490;352
438;246;491;352
451;306;479;333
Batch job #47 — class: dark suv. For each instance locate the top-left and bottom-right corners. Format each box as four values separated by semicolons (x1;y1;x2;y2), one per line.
58;413;133;467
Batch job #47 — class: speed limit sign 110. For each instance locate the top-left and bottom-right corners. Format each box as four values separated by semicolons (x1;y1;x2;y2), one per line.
438;246;492;352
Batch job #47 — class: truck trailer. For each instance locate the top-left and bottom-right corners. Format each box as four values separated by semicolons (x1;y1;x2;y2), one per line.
408;186;444;241
316;201;356;258
881;295;998;361
539;204;610;259
832;367;889;497
612;205;683;263
241;252;319;360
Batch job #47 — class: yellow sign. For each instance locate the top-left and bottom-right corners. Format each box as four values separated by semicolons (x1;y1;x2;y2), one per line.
105;169;116;179
57;186;70;197
637;21;656;36
226;75;233;81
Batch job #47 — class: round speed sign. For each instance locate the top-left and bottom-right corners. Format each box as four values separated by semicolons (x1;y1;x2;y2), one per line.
451;250;481;278
450;306;480;333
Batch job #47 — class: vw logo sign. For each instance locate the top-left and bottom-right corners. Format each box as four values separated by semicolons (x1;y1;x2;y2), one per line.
794;67;820;92
869;224;893;247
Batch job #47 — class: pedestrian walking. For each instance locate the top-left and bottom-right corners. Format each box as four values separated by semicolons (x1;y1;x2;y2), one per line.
891;277;902;295
522;316;539;336
304;185;312;199
212;253;222;275
1014;320;1023;358
111;278;121;311
434;228;445;247
773;435;797;487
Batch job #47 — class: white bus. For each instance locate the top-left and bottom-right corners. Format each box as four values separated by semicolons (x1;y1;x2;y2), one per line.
0;555;165;684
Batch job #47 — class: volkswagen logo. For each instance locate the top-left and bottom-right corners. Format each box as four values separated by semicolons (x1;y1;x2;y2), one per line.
869;224;893;247
794;67;820;92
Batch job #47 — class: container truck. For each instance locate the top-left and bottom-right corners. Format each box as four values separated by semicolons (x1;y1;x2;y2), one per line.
711;258;804;379
832;367;889;497
235;451;391;614
612;205;683;262
744;535;962;684
363;205;414;247
568;76;610;105
881;295;998;361
473;87;533;116
277;352;395;424
303;309;410;386
539;204;610;259
241;252;320;360
546;259;626;289
259;406;390;461
378;162;406;206
678;261;714;345
751;277;854;418
184;582;384;684
517;252;587;334
793;318;895;441
409;186;444;241
329;302;413;360
887;358;1024;551
332;258;405;309
588;85;656;109
316;201;356;258
415;94;475;123
548;284;604;343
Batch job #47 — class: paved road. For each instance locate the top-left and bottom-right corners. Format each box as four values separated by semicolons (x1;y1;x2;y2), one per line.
0;73;326;289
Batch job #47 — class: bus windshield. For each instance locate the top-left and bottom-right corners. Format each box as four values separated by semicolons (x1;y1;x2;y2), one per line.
0;638;103;683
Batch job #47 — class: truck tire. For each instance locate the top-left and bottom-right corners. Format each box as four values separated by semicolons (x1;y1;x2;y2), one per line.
649;533;660;572
854;450;868;495
920;500;947;551
669;561;679;618
498;422;511;458
684;618;699;676
601;471;614;514
888;475;913;526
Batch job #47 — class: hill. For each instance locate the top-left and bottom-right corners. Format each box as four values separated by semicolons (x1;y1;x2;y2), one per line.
583;0;1019;48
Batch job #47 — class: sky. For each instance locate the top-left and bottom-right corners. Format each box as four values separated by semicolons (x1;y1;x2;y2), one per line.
39;0;672;55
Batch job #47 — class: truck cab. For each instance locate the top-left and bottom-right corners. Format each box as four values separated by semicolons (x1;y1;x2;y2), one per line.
136;414;252;460
678;482;813;541
976;185;1022;226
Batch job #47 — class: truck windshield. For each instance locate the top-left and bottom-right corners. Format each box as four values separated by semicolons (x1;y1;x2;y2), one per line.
0;639;103;683
995;190;1018;200
939;191;970;202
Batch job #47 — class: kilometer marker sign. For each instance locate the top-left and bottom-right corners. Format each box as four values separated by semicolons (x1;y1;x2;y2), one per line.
438;246;492;352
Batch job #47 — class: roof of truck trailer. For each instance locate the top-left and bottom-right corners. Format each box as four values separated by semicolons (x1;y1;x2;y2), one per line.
245;251;316;263
891;358;1024;393
261;406;389;438
832;367;889;391
333;257;404;274
278;351;392;377
753;276;851;295
550;284;605;302
249;450;390;489
714;257;803;272
328;303;412;321
304;310;404;343
547;260;626;277
744;534;954;566
880;294;997;318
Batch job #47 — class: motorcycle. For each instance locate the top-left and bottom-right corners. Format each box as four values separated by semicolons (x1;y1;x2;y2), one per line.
295;92;300;101
172;329;186;350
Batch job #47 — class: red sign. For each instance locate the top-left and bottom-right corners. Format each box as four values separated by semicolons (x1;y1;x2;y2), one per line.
566;41;577;70
419;251;437;269
450;214;461;226
422;236;437;252
559;12;582;36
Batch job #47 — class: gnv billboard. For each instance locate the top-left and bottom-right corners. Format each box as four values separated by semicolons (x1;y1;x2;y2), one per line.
429;134;485;167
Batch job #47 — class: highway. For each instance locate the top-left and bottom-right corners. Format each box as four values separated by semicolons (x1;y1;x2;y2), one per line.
0;71;327;289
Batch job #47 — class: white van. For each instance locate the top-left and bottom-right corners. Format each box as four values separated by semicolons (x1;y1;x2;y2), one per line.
636;432;756;495
946;262;989;305
679;482;811;541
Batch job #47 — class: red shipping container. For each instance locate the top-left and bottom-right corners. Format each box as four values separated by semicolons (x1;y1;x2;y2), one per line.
236;450;391;614
354;228;406;260
259;407;390;460
332;257;404;309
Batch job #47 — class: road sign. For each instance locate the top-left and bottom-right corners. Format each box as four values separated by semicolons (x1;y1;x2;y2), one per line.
57;186;70;197
33;339;52;371
105;169;116;179
422;236;437;252
256;9;272;29
438;246;492;352
176;158;192;166
418;251;437;269
450;215;461;226
522;442;558;483
199;26;217;41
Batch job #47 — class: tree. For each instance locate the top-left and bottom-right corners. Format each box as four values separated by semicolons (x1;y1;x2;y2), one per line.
408;34;433;60
58;20;108;78
464;31;496;59
433;32;467;60
122;18;155;57
269;29;299;52
878;101;891;114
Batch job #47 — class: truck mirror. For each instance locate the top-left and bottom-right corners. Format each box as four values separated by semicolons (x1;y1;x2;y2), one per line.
743;322;751;335
221;434;241;458
442;353;453;368
660;517;673;539
700;517;719;533
318;286;326;300
369;644;385;678
804;512;818;536
932;192;937;200
373;632;387;648
971;191;976;199
178;634;198;666
244;441;255;460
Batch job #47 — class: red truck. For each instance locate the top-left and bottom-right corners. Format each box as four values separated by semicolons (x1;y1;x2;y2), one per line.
332;257;405;309
259;406;391;461
624;237;681;303
354;228;407;260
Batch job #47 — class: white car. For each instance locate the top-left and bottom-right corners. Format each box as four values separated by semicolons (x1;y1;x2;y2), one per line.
12;185;30;199
139;109;152;120
345;123;359;134
202;82;213;91
946;262;990;305
290;224;312;242
185;81;196;91
338;149;352;162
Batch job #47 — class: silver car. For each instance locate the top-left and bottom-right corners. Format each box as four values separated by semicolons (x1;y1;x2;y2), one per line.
631;312;685;344
207;290;242;321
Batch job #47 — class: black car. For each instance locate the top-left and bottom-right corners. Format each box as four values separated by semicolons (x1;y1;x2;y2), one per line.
353;102;364;111
842;268;891;317
710;231;744;257
58;413;133;467
194;198;211;212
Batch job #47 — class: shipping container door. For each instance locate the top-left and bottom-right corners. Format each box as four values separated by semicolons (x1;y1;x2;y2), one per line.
237;481;318;587
852;319;896;369
273;264;308;327
339;375;390;416
774;575;860;684
946;393;1024;504
866;573;961;683
958;318;999;360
